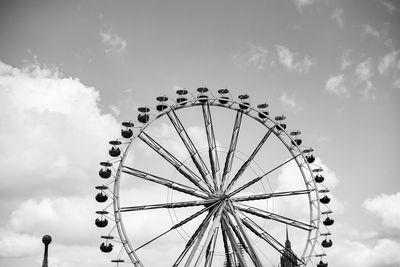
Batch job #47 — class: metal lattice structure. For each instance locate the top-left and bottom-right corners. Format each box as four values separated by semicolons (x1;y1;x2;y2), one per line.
95;88;333;267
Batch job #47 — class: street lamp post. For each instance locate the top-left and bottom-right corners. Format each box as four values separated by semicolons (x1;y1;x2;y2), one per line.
42;235;52;267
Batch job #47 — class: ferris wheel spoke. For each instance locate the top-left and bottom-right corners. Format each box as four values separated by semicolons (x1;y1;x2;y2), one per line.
193;206;225;267
225;127;274;193
139;131;211;194
224;214;262;267
227;153;302;198
221;110;243;191
173;204;217;267
201;101;220;191
185;203;225;267
221;219;236;267
203;224;219;267
226;203;263;267
234;203;316;231
231;189;314;202
241;216;305;265
120;199;218;212
193;223;220;267
167;109;215;193
135;200;220;252
220;214;249;267
122;166;209;199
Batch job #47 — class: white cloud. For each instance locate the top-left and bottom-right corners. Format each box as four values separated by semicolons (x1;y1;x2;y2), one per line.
109;104;121;116
378;50;399;75
394;79;400;89
340;49;352;70
362;24;381;39
325;74;349;98
362;80;377;101
355;58;376;101
247;45;269;69
9;196;99;245
276;45;295;70
0;61;119;200
318;136;332;142
329;238;400;267
331;8;344;27
0;60;120;265
233;43;269;70
347;229;378;240
384;38;395;50
325;191;400;266
382;1;397;14
279;93;303;112
292;0;320;9
326;190;400;267
363;192;400;230
356;58;373;82
378;50;400;89
0;230;41;258
329;239;400;267
99;29;127;55
275;45;315;73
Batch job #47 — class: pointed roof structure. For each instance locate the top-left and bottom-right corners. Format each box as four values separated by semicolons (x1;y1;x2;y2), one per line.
285;225;291;248
280;227;298;267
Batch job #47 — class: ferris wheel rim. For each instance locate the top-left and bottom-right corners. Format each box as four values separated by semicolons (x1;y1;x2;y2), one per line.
112;96;322;265
95;91;332;266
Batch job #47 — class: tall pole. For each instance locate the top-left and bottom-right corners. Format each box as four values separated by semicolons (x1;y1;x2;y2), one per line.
42;235;52;267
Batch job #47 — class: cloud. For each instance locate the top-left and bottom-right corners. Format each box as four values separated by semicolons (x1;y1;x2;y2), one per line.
326;190;400;267
382;1;397;14
0;61;119;200
234;44;315;73
0;230;41;258
279;93;303;112
377;50;400;89
233;43;269;70
292;0;320;9
325;74;349;98
331;8;344;27
340;49;352;70
318;136;332;142
362;24;381;39
363;192;400;230
9;196;99;246
275;45;315;73
326;191;400;266
355;58;376;100
356;58;373;82
108;104;121;116
378;50;399;75
0;60;119;265
329;238;400;267
394;79;400;89
99;29;127;55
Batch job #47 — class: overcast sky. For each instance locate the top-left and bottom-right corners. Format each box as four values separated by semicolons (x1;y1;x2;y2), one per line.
0;0;400;266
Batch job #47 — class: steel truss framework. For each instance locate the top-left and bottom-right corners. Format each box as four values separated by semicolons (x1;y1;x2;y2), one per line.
95;89;333;267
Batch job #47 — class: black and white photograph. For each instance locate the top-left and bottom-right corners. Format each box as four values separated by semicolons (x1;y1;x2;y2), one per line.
0;1;399;266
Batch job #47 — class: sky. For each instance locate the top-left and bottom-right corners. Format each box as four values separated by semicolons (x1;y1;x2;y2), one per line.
0;0;400;266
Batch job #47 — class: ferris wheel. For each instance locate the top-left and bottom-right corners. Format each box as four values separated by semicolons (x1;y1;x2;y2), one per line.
95;88;333;267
